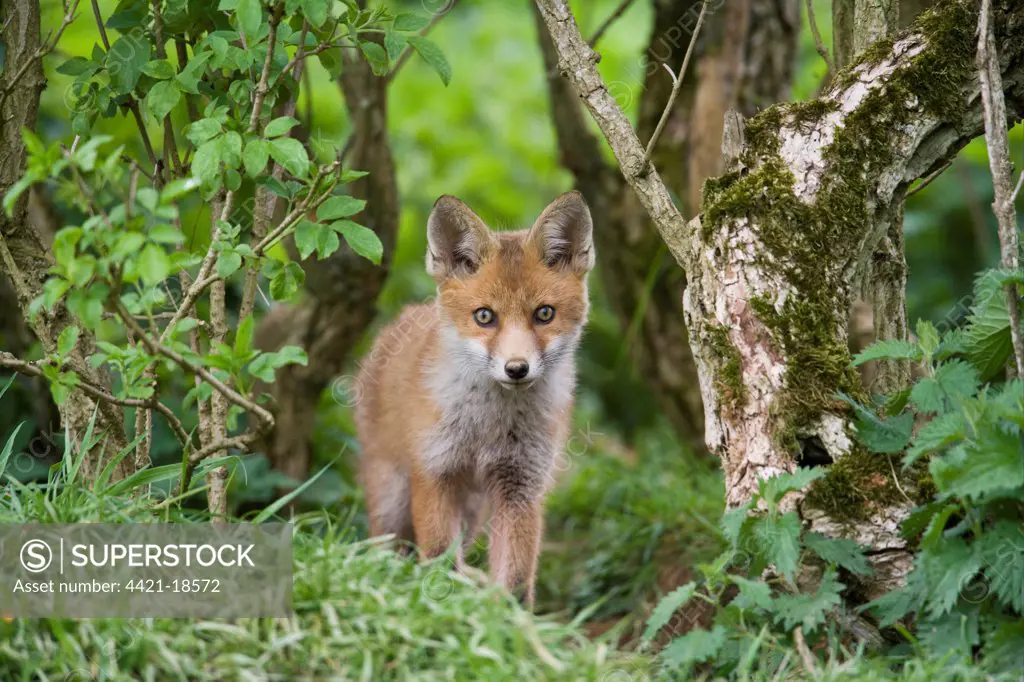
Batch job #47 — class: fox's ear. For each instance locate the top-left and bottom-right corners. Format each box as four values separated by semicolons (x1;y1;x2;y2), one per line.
529;190;594;275
426;196;495;279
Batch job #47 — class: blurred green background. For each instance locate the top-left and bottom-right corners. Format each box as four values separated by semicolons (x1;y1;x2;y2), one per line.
4;0;1022;630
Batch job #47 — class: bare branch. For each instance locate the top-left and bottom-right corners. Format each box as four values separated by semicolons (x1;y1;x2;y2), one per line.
534;0;690;261
115;302;276;429
641;0;709;169
978;0;1024;376
0;351;190;447
588;0;635;47
806;0;834;77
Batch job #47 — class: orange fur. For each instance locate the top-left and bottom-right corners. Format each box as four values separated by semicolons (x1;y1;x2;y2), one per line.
355;192;594;606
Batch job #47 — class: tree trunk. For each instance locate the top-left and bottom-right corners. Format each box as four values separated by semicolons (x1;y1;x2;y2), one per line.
839;0;912;396
536;0;1024;595
534;0;799;450
255;39;398;484
0;0;133;481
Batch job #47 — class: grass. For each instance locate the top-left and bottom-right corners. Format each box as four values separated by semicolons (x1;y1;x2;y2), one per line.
0;403;1012;680
0;467;646;680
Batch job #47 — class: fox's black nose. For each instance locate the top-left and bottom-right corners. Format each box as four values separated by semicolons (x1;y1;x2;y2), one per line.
504;360;529;381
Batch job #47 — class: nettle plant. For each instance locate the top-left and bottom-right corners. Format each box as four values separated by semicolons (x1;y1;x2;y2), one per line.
644;269;1024;676
2;0;450;514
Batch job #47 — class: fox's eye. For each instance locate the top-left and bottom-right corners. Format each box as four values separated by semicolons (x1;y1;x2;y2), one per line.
473;307;496;327
534;305;555;324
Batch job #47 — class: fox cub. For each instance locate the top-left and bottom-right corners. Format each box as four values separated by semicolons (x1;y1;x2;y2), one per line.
355;191;594;606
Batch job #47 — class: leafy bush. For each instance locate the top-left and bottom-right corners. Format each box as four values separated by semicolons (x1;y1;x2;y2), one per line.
643;268;1024;679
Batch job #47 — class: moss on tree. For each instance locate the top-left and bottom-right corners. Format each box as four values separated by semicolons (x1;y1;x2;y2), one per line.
804;448;934;522
698;0;978;466
706;324;746;410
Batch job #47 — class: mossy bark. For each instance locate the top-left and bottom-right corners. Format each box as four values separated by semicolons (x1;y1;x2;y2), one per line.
684;0;1024;590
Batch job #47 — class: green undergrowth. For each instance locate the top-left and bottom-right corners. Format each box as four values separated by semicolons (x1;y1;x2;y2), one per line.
536;424;726;637
0;418;644;681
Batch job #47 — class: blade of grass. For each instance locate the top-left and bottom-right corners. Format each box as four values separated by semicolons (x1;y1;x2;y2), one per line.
95;432;146;492
0;422;25;479
251;458;338;523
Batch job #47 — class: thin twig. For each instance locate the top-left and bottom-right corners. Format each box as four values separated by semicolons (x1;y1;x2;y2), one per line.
384;0;459;84
1012;170;1024;204
0;351;189;447
641;0;709;169
978;0;1024;376
588;0;635;47
0;0;81;112
906;159;952;198
115;302;276;428
805;0;834;77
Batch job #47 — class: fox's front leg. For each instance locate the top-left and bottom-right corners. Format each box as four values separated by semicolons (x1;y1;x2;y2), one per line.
410;471;462;560
488;492;544;608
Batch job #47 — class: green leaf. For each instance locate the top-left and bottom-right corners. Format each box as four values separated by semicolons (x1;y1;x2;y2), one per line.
904;411;966;466
192;139;223;186
964;272;1014;379
393;12;429;31
57;57;98;76
803;532;872;576
862;576;925;627
106;33;152;94
720;500;752;546
141;59;176;79
145;80;181;121
384;32;407;63
3;175;36;218
243;138;270;177
256;175;291;198
300;0;330;28
236;0;262;37
216;251;243;278
840;393;913;454
910;361;979;415
359;41;390;77
758;467;825;508
773;569;844;632
235;315;255;357
247;345;308;382
318;195;366;220
138;243;171;285
730;576;774;610
264;116;299;138
406;35;451;85
334;220;382;264
269;260;304;300
316;227;339;258
750;512;802;581
852;339;922;367
643;582;697;642
161;177;202;203
268;137;309;178
57;326;80;358
931;431;1024;499
922;538;980;618
293;219;320;260
980;522;1024;612
660;626;726;668
916;319;940;357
